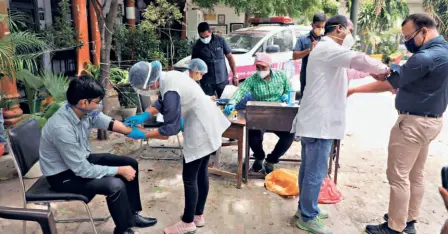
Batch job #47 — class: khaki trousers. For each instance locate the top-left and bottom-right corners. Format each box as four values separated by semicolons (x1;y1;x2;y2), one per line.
387;114;443;231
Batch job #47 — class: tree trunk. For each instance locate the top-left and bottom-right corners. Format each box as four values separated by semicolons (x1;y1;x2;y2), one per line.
91;0;119;140
244;10;251;27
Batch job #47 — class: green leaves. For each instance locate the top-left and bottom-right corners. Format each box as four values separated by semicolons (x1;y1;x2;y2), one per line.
424;0;448;39
192;0;338;19
41;72;69;102
140;0;183;31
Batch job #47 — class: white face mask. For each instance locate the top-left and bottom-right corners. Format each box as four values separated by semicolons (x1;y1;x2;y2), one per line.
342;34;355;49
257;70;269;79
200;36;212;44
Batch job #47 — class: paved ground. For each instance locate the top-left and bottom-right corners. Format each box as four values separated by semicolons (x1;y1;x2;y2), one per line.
0;77;447;234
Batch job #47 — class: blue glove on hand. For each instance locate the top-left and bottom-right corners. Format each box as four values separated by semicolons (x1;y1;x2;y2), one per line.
280;94;288;103
224;104;235;116
126;127;147;140
180;118;184;132
124;111;151;127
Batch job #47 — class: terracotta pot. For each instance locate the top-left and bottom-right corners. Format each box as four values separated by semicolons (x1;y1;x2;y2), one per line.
3;104;23;126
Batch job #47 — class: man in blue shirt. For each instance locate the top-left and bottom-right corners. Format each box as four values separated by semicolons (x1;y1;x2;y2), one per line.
192;22;238;98
348;13;448;234
39;76;157;234
293;13;327;97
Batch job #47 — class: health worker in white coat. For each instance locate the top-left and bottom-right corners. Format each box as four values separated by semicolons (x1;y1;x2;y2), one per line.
124;61;230;234
292;15;389;234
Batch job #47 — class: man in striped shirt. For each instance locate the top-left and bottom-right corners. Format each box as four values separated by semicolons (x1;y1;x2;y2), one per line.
224;53;294;174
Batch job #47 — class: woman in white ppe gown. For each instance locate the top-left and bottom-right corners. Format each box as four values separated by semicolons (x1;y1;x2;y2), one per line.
124;60;230;234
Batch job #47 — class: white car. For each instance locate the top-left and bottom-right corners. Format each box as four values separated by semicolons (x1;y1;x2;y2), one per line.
174;20;312;95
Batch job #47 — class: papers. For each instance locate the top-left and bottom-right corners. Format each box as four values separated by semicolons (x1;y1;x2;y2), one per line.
156;113;164;123
220;85;238;99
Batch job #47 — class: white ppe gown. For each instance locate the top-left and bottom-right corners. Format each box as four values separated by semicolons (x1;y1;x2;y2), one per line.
159;71;231;163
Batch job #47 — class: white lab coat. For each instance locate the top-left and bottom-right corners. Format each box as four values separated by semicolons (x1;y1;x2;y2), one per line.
292;37;387;140
293;37;357;140
159;71;230;163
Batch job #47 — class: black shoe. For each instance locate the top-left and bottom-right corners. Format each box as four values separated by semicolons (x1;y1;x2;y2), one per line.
114;228;134;234
133;213;157;228
366;222;402;234
383;213;416;234
250;159;263;172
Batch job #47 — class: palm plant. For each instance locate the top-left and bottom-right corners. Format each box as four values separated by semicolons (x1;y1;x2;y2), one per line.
0;12;48;77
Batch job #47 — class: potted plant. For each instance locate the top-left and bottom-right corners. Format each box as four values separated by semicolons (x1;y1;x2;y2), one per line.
110;67;141;120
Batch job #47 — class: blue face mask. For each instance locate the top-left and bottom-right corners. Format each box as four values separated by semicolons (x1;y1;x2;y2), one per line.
68;103;102;117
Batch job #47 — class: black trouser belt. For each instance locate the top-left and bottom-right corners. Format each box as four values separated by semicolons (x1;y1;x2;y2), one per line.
398;111;442;118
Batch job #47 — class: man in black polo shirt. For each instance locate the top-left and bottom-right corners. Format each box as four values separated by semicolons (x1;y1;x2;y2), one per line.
192;22;238;98
293;13;327;97
348;13;448;234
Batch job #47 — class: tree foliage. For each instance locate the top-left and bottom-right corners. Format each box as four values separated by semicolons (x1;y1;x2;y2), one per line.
193;0;339;20
357;0;408;55
424;0;448;39
44;0;78;48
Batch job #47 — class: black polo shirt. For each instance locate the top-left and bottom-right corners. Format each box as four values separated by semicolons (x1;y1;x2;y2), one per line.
387;36;448;116
191;34;232;85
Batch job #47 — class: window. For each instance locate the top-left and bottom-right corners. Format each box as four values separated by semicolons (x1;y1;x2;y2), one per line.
265;29;294;53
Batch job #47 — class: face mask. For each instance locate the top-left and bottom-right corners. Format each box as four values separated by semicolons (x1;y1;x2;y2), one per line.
342;34;355;49
313;28;323;37
69;103;102;117
404;38;422;53
257;70;269;79
200;36;212;44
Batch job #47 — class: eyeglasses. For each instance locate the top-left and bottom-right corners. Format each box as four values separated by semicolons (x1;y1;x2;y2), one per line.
402;28;421;42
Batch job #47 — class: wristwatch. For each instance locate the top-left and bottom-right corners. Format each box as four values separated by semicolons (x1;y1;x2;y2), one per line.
233;74;239;79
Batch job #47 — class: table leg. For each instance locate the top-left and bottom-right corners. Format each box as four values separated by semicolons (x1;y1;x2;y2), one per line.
334;140;341;184
328;141;335;176
236;133;243;189
244;127;250;183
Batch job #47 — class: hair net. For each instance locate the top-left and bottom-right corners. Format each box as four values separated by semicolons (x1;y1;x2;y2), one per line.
188;59;208;73
129;61;162;90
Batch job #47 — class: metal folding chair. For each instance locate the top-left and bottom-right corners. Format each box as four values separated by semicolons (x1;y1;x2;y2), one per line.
7;119;110;234
136;94;183;160
0;206;58;234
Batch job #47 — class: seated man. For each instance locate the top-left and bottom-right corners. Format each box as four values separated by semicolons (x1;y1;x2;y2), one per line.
224;53;295;174
39;76;156;234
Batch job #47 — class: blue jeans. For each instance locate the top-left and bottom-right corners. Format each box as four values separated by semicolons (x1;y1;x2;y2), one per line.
298;137;333;221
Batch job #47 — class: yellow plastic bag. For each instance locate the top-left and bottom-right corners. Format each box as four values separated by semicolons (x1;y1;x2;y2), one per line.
265;168;299;196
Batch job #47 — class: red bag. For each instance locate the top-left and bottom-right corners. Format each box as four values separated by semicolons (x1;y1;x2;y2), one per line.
318;177;343;204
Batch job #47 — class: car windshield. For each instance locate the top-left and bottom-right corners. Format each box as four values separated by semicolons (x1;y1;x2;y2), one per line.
225;31;268;54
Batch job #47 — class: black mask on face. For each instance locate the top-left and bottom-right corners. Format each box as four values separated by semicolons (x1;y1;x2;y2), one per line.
404;29;425;53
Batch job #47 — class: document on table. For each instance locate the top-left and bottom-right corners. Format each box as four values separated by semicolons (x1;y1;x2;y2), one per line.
220;85;238;99
156;113;164;123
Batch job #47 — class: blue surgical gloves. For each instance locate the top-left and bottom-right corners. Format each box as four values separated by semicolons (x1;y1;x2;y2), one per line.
280;94;288;103
126;127;147;140
124;111;151;126
180;118;184;132
224;104;235;116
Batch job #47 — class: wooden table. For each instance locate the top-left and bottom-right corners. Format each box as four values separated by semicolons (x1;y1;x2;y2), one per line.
208;116;246;189
245;101;341;184
209;101;342;188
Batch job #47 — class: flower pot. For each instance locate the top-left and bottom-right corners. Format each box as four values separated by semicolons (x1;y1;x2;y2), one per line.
120;107;137;120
